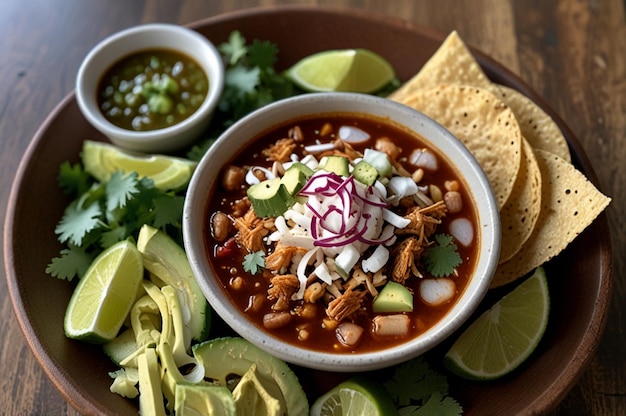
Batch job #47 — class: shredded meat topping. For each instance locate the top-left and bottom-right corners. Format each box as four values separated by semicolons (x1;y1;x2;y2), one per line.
262;138;297;162
265;243;308;274
326;288;366;321
268;274;300;311
390;236;424;283
233;208;269;253
396;200;447;245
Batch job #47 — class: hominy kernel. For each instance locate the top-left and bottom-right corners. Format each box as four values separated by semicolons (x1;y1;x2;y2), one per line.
445;180;459;192
430;184;443;202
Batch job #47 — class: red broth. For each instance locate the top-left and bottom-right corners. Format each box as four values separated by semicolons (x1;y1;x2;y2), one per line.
205;113;478;353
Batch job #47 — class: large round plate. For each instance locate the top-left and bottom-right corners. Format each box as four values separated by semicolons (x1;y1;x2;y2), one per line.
4;6;612;415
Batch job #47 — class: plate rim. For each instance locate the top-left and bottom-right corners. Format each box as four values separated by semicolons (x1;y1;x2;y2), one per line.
3;5;613;415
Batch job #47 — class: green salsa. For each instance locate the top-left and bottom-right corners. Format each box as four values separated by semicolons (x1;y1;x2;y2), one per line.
97;49;209;131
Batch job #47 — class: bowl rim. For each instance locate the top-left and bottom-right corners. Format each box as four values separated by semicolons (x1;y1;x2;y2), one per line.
183;91;501;372
75;22;225;146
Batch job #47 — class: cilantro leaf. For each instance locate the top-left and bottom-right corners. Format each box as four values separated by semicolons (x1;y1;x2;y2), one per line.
413;391;463;416
423;234;462;277
248;39;278;69
243;251;265;274
384;356;449;406
224;65;261;98
57;161;92;196
55;198;103;246
46;245;95;281
383;356;462;415
219;30;247;65
152;195;184;228
105;171;140;212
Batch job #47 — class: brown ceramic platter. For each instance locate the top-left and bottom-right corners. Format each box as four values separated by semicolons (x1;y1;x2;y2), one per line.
4;6;612;415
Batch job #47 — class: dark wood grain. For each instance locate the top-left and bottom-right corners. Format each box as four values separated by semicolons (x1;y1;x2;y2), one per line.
1;0;624;415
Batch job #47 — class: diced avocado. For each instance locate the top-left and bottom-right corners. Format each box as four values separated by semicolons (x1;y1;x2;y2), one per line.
137;225;211;343
192;337;309;416
363;148;393;178
280;165;309;195
247;178;296;218
138;347;167;416
320;155;350;176
352;160;379;185
372;281;414;313
289;161;314;177
175;383;236;416
232;363;286;416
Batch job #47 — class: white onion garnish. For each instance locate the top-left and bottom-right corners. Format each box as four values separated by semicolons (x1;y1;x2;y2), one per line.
388;176;418;199
304;142;336;153
449;217;474;247
338;125;370;143
409;149;438;170
362;245;389;273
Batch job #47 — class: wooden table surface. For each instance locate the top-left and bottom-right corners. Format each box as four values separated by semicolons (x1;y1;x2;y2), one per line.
1;0;624;414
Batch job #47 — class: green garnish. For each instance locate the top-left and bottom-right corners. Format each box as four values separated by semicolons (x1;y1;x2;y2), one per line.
383;356;463;415
243;251;265;275
423;234;463;277
47;166;185;281
187;31;298;161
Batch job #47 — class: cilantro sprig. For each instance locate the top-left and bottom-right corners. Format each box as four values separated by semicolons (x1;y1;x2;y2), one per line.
423;234;463;277
187;31;299;161
384;356;463;415
46;163;185;281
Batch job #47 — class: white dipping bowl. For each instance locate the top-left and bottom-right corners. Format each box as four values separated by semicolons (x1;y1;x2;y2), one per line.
76;23;224;153
184;92;501;372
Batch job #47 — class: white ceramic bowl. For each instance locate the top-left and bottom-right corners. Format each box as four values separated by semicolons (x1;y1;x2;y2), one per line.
183;92;501;372
76;23;224;153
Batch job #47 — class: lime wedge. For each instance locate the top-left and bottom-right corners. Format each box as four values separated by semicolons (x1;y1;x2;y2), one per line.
81;140;197;191
444;266;550;380
64;240;144;344
286;49;395;93
310;377;398;416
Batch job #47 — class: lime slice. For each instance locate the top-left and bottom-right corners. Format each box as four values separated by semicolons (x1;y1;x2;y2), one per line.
64;240;144;344
81;140;197;191
444;266;550;380
286;49;395;93
310;377;397;416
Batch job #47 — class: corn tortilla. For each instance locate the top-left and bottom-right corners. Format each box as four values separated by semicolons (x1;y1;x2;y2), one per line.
388;30;499;102
491;149;611;287
402;84;522;209
498;138;542;263
495;85;571;162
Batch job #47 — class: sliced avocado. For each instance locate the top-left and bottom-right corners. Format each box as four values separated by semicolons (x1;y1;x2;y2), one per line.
138;347;167;416
280;165;309;195
232;363;286;416
363;148;393;178
103;327;138;367
137;224;211;342
247;178;295;217
320;155;350;176
159;340;210;412
192;337;309;416
352;160;379;185
175;383;236;416
372;281;414;313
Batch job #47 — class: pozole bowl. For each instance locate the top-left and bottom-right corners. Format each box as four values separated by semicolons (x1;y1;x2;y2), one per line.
183;92;501;372
76;23;224;153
